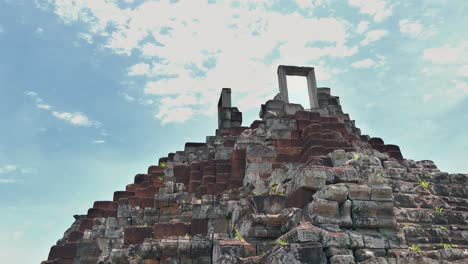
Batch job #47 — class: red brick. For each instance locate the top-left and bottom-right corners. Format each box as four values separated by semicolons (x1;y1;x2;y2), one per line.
148;165;163;174
113;191;135;202
141;197;154;208
232;149;246;160
48;242;77;260
126;183;143;192
206;183;217;195
128;196;142;207
188;180;200;192
93;201;118;211
191;219;208;235
135;187;156;198
190;171;202;181
68;231;83;242
124;226;154;245
79;219;94;231
285;188;314;208
202;175;216;185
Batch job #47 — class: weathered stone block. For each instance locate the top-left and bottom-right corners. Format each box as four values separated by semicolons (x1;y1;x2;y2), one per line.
370;185;393;201
348;184;370;201
124;226;153;245
252;195;286;214
313;184;348;203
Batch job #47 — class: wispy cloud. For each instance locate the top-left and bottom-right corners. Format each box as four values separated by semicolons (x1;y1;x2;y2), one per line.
347;0;393;22
399;19;434;39
422;41;467;65
351;58;375;68
360;29;387;46
92;139;105;144
356;20;370;34
0;164;31;184
25;91;99;127
41;1;358;124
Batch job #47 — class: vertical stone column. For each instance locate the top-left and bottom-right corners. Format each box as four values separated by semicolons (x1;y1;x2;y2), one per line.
306;69;319;108
277;66;289;103
218;88;232;129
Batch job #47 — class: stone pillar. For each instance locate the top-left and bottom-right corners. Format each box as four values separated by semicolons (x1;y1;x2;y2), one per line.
218;88;232;129
306;69;319;108
217;88;243;131
277;66;289;103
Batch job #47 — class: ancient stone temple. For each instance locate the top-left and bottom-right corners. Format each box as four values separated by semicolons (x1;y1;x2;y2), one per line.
43;65;467;264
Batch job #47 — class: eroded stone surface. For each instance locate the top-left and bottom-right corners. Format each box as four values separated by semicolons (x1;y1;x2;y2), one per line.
43;67;467;264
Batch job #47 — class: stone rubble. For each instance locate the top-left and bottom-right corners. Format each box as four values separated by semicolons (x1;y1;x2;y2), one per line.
43;66;467;264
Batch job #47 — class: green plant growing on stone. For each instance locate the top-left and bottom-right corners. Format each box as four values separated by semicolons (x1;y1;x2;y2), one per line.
270;183;279;194
159;161;167;168
158;175;165;181
353;153;360;161
408;244;421;253
439;226;448;231
418;179;430;190
434;207;444;215
442;243;456;249
376;170;386;179
277;190;286;196
276;239;289;246
234;227;243;241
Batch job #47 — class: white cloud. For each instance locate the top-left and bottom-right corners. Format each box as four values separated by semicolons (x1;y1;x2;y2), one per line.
356;20;370;34
360;29;387;46
0;178;17;184
399;19;434;39
37;104;51;110
78;32;93;44
351;58;375;68
296;0;323;9
422;42;467;64
35;27;44;34
43;0;359;123
0;164;31;183
347;0;392;22
26;91;99;127
451;80;468;94
458;65;468;77
128;63;151;76
52;111;94;126
0;165;19;174
92;139;105;144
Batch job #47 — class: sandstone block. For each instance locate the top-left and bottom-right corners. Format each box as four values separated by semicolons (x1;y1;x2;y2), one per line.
313;184;348;203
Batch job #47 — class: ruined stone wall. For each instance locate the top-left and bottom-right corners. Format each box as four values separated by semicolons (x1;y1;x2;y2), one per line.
43;70;467;264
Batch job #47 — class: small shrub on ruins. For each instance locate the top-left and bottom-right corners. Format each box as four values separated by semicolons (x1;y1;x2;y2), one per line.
442;243;456;249
409;244;421;252
158;175;165;181
376;170;386;179
434;207;444;215
234;227;243;241
276;239;289;246
439;226;448;231
417;178;430;190
270;183;279;194
277;190;286;196
353;153;360;161
159;161;167;168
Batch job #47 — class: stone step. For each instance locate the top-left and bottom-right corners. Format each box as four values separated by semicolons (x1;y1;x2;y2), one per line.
124;226;154;245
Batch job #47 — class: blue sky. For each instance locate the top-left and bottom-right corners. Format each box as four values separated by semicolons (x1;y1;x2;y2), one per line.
0;0;467;262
